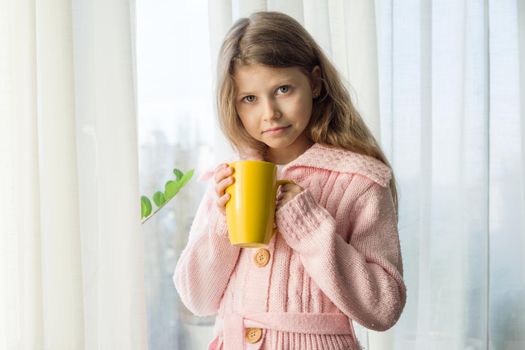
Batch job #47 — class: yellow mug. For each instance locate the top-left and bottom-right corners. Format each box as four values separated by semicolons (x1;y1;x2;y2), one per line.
225;160;294;248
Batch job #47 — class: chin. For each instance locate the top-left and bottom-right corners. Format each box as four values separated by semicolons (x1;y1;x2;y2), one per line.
263;139;296;150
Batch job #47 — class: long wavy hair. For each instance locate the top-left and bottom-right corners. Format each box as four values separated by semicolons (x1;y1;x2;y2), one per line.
216;11;398;219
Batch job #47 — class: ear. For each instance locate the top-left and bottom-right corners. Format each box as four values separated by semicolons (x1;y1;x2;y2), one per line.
310;65;322;97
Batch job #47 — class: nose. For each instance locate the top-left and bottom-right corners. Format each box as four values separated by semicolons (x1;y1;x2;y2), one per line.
262;97;281;121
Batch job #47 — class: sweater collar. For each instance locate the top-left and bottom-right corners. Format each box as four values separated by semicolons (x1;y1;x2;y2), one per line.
199;143;392;187
280;143;392;187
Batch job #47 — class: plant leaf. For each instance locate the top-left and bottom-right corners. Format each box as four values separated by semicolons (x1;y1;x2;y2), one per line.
141;196;152;219
141;168;195;222
152;191;166;207
178;169;194;188
164;180;181;201
173;168;183;181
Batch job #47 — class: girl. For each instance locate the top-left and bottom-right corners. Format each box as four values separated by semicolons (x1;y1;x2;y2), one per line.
174;11;406;350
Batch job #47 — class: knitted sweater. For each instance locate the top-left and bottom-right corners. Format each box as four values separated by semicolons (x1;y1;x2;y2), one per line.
174;143;406;350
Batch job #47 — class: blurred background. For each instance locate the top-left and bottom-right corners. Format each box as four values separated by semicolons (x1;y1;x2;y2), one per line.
137;1;215;348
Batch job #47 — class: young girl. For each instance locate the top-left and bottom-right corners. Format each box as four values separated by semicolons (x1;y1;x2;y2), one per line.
174;11;406;350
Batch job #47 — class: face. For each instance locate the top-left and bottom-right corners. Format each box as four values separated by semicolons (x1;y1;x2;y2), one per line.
233;64;321;164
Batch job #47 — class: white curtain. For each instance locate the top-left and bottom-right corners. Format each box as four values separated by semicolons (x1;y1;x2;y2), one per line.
205;1;525;350
0;0;148;349
378;0;525;349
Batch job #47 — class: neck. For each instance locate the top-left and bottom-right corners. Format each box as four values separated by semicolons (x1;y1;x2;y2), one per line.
265;138;314;165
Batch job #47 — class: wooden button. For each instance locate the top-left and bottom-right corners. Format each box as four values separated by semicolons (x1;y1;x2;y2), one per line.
254;248;270;267
245;327;263;343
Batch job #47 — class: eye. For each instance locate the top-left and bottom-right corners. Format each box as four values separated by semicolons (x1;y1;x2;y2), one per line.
277;85;290;94
242;95;256;103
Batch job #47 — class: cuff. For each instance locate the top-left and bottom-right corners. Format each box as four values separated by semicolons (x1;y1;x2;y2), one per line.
275;189;335;246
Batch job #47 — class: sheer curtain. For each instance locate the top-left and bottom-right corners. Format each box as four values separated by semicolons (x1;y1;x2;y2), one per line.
376;0;525;349
0;0;148;349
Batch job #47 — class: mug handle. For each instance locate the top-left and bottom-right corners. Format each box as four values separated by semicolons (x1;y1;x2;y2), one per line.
271;179;296;238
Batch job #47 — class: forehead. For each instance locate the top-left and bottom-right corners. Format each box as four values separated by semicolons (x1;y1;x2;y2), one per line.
233;64;309;92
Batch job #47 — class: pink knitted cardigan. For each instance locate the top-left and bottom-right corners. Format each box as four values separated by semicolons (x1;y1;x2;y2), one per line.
174;143;406;350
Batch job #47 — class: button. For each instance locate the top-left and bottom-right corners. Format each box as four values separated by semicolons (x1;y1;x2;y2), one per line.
254;248;270;267
245;327;263;343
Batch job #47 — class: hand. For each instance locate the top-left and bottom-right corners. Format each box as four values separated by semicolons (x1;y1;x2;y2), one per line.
214;163;234;215
276;183;304;210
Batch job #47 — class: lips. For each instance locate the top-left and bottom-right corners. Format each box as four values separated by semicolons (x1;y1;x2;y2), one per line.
264;125;290;133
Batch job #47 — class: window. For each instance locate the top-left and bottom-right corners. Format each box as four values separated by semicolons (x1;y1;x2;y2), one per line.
137;1;217;348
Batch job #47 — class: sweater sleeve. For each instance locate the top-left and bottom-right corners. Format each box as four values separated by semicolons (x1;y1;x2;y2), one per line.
275;180;406;331
173;184;241;316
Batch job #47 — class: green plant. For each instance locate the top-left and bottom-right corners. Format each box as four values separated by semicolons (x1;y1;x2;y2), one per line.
141;168;194;224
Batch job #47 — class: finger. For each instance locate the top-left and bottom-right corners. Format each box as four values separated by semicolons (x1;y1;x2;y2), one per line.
216;176;234;196
281;184;293;192
283;184;302;196
217;193;230;208
281;193;292;202
214;165;233;184
213;164;227;183
214;163;227;173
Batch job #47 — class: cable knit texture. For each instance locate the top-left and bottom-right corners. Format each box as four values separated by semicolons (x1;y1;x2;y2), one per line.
174;143;406;350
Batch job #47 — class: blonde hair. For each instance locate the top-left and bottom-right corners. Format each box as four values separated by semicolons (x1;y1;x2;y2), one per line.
216;11;399;219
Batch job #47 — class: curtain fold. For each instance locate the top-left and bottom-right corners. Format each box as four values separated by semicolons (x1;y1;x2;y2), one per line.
377;0;491;348
376;0;525;349
487;0;525;349
36;0;84;346
1;1;44;348
0;0;148;349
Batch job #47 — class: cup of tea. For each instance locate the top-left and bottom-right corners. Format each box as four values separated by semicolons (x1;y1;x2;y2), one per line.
225;160;294;248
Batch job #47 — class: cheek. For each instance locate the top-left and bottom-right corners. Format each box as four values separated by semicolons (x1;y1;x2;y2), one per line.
238;113;259;135
294;95;313;122
236;105;249;124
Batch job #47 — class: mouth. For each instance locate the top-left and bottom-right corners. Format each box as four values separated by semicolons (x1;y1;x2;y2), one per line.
263;125;291;134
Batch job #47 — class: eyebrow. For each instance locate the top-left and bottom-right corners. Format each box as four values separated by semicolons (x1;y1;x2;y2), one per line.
237;80;295;97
